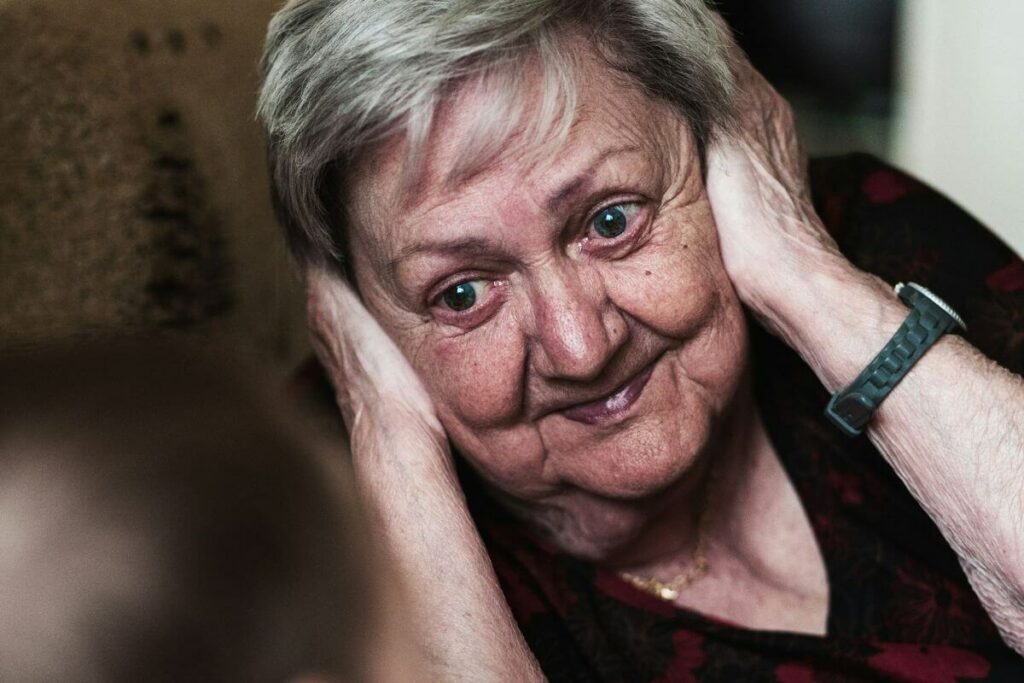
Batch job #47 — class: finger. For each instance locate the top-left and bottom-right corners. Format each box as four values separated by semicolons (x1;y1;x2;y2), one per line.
306;265;407;376
306;265;376;345
305;265;439;423
705;137;762;222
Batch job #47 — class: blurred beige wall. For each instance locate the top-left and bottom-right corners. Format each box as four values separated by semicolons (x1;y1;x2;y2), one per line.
0;0;309;374
894;0;1024;256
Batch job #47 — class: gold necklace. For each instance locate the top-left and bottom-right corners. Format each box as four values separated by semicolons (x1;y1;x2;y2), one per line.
619;535;709;601
618;468;716;601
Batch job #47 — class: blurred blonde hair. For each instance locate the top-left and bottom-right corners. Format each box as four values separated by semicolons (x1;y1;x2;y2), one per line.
0;340;378;683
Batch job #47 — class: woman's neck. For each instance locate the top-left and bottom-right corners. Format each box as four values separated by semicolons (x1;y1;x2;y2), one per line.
604;375;826;605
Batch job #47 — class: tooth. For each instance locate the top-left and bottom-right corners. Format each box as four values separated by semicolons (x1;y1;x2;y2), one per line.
605;386;630;411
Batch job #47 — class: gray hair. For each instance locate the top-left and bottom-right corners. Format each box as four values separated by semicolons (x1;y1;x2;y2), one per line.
258;0;736;268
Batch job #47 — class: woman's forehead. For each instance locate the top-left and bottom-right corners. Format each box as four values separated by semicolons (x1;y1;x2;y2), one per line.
346;46;689;268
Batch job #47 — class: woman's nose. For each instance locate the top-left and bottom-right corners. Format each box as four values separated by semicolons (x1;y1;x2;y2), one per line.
527;267;629;382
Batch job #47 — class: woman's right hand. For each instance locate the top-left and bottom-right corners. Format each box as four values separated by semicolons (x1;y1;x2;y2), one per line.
304;265;546;681
306;265;451;469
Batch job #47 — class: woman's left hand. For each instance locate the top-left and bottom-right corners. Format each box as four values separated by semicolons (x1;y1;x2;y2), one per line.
706;48;1024;654
705;49;865;348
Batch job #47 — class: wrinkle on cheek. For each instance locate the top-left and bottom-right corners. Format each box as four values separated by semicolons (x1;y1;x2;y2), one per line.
604;248;716;341
404;330;437;370
430;318;527;427
452;422;559;498
676;299;748;413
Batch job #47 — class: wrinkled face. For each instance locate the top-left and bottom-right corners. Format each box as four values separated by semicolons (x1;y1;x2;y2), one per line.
346;47;749;559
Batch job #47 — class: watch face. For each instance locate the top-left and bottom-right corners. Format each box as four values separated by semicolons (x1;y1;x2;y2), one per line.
906;283;967;331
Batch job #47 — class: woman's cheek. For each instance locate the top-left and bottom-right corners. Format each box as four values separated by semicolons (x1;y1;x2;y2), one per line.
423;312;526;427
602;235;720;339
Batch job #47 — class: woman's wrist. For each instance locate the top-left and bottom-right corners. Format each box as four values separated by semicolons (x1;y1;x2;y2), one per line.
757;253;909;393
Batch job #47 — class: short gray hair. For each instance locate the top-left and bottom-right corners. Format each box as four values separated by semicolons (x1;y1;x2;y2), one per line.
258;0;736;267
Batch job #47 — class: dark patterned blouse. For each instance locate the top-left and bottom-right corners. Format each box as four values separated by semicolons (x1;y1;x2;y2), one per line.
457;154;1024;682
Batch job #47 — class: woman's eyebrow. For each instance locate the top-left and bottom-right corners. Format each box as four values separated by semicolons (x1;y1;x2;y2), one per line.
388;145;644;273
545;144;643;213
388;236;499;273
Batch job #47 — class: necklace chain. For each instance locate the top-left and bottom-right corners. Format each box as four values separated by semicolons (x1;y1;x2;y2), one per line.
619;535;709;601
617;467;717;602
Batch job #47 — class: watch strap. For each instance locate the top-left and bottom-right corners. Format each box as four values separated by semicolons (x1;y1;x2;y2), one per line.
825;283;965;437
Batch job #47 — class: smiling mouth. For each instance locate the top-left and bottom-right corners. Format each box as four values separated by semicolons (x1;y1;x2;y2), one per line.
560;361;657;425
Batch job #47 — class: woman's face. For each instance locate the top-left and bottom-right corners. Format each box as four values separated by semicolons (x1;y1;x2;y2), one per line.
345;48;749;559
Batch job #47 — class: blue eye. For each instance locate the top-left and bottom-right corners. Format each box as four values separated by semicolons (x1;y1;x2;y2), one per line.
592;204;635;238
441;281;482;311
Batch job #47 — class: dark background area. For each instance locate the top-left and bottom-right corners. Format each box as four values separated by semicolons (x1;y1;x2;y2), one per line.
719;0;897;157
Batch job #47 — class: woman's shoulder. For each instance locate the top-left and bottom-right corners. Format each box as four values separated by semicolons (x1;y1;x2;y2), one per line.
809;153;1024;374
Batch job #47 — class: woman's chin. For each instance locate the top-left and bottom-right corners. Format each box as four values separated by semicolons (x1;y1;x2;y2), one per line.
537;350;717;501
525;462;704;562
546;409;712;502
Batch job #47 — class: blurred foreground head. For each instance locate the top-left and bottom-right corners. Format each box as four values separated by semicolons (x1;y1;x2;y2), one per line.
0;340;401;683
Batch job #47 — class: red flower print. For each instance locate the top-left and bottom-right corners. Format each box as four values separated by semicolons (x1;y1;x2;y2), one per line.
986;260;1024;293
775;662;852;683
862;169;921;204
654;630;706;683
889;566;994;643
827;469;864;506
868;642;990;682
775;663;817;683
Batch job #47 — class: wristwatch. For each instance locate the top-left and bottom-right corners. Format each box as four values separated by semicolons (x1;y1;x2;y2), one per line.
825;282;966;437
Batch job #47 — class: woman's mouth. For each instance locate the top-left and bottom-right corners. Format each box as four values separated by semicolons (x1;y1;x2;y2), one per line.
560;362;657;425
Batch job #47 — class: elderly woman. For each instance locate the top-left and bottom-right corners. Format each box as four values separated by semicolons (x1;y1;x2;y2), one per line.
259;0;1024;679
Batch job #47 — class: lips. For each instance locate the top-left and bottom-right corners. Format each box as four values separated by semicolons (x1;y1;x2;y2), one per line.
560;361;656;425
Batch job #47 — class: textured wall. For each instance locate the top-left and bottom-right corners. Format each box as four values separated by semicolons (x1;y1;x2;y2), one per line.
0;0;307;370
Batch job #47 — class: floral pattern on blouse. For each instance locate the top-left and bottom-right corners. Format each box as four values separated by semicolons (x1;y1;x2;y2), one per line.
462;154;1024;682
